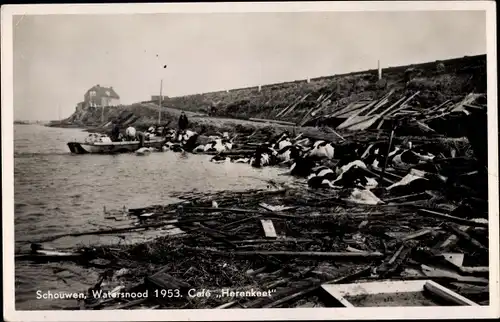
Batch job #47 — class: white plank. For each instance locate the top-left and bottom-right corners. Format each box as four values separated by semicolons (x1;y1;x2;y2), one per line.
321;280;427;297
441;253;465;267
260;219;277;238
424;281;479;306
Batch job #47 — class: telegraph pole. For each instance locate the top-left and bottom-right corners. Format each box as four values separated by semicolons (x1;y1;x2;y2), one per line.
159;79;163;125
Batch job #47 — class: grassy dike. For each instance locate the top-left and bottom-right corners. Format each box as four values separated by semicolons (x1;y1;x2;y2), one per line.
51;54;485;139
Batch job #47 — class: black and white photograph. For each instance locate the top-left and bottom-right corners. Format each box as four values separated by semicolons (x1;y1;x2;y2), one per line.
2;1;499;321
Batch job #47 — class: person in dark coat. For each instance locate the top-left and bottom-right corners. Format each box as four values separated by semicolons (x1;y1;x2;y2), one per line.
110;120;120;142
178;112;189;131
161;124;170;137
136;130;146;148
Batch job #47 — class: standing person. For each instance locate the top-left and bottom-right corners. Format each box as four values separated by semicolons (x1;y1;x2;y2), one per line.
161;124;170;137
178;111;189;131
136;130;146;148
110;120;120;142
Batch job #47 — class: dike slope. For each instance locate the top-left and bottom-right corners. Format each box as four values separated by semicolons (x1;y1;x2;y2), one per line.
58;54;486;136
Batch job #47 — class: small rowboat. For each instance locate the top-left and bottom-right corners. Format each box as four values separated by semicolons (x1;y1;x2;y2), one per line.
15;249;84;262
67;138;166;154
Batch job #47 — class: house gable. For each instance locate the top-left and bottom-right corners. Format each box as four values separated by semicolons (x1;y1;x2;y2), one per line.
85;85;120;100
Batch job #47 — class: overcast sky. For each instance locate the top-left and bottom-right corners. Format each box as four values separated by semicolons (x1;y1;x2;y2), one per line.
13;11;486;121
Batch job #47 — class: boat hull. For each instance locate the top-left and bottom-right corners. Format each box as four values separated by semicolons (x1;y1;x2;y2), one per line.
68;139;166;154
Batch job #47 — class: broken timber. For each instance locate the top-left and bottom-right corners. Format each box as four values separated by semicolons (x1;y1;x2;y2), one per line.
184;248;384;259
249;118;296;126
260;219;278;239
418;209;488;228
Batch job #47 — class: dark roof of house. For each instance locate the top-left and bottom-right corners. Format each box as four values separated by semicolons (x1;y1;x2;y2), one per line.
86;85;120;99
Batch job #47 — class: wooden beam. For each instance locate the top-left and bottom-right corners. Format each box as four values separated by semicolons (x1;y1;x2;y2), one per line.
385;91;421;117
424;280;479;306
249;118;297;126
336;101;379;129
418;209;488;228
210;250;384;259
281;94;311;118
260;219;278;239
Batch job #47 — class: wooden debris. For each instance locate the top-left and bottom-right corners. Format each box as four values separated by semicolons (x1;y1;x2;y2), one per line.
441;253;464;267
384;192;428;203
377;240;419;278
379;126;396;183
324;126;346;141
437;225;469;250
218;215;260;229
26;216;217;244
418;209;488;228
421;265;489;285
401;229;433;242
235;238;314;245
260;219;278;239
264;284;320;308
277;94;311;118
246;266;267;276
185;247;384;259
361;167;395;185
215;300;238;309
386;91;421;117
423;281;479;306
105;298;148;310
145;267;191;301
258;203;296;212
249;118;296;126
446;224;488;252
459;266;489;275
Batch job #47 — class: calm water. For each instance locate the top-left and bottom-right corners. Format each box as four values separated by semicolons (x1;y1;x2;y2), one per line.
13;124;291;310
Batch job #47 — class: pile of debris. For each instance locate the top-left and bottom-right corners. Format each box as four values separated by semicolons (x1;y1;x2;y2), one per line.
21;172;489;310
20;90;490;310
302;91;487;135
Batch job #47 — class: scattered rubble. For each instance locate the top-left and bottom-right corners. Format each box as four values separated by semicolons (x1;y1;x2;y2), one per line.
27;88;490;309
19;168;489;309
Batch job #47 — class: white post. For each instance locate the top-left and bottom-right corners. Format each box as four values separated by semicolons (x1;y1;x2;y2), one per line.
159;79;163;125
378;60;382;80
258;85;261;92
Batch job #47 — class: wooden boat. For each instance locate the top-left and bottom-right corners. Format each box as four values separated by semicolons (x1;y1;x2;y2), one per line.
67;138;166;154
15;249;84;262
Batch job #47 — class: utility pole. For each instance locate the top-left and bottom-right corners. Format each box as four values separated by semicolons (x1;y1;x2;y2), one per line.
378;59;382;80
159;79;163;125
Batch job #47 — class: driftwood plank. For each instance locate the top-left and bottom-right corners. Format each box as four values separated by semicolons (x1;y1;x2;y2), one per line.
196;249;384;259
260;219;278;239
418;209;488;228
438;225;469;250
262;266;372;308
26;217;217;244
249;118;296;126
424;281;479;306
446;224;488;252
